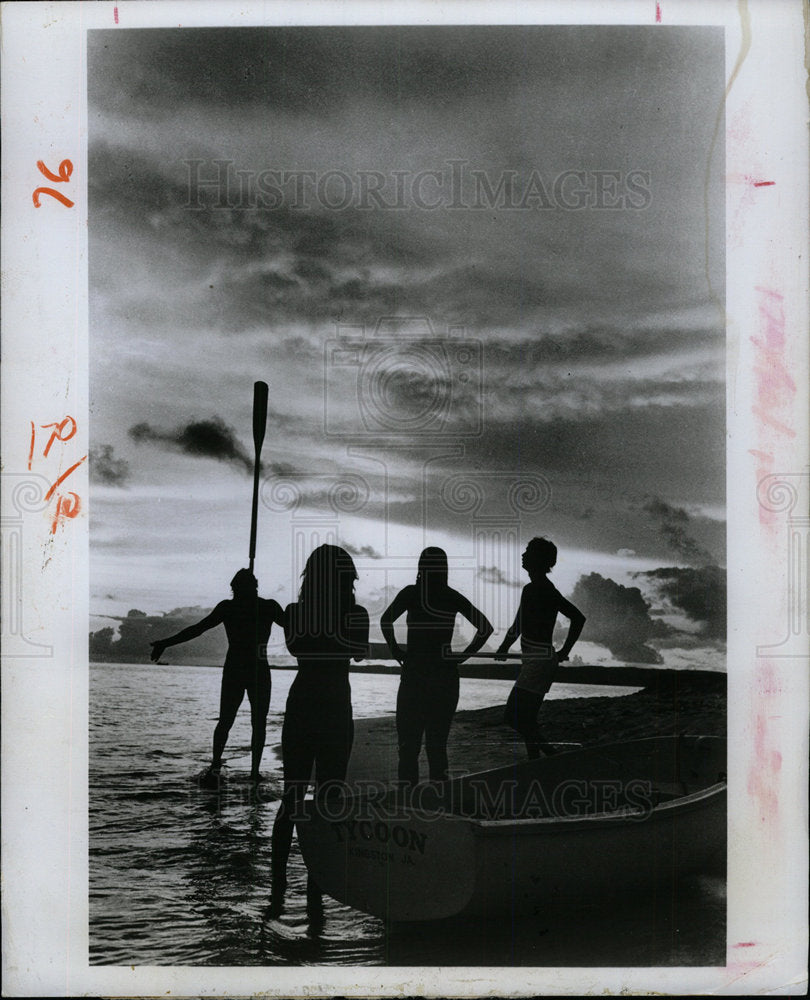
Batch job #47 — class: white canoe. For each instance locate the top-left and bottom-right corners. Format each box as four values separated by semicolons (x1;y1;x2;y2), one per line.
296;735;726;922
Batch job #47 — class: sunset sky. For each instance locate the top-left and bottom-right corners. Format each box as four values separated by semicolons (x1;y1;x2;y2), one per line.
88;25;726;667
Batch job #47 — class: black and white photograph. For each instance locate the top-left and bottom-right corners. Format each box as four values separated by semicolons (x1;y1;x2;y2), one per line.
2;1;808;995
87;18;729;968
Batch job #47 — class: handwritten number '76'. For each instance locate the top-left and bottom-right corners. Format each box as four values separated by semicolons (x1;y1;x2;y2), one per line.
32;158;74;208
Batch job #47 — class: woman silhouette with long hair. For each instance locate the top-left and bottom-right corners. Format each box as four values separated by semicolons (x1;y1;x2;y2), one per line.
267;544;368;919
381;547;493;787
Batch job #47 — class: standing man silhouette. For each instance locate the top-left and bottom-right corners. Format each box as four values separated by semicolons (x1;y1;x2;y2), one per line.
495;538;586;758
150;569;284;784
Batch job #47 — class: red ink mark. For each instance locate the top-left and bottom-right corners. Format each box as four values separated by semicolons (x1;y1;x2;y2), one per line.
29;416;85;535
734;942;757;948
28;421;36;471
753;180;775;187
752;406;796;438
752;287;795;522
33;158;74;208
33;187;74;208
655;1;662;22
747;662;782;825
114;6;119;24
44;456;87;502
37;159;73;184
51;492;81;534
41;415;77;458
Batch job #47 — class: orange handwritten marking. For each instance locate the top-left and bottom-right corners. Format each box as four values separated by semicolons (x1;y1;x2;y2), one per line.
51;492;81;534
44;456;87;502
33;158;74;208
36;159;73;184
40;415;77;457
28;421;36;471
33;187;74;208
29;415;85;534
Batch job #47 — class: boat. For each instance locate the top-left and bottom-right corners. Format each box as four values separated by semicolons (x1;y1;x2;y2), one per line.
296;735;726;922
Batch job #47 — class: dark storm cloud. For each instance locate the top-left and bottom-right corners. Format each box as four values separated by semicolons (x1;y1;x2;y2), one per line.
89;137;721;335
89;18;725;337
637;565;726;639
88;24;726;597
129;417;255;474
89;144;455;331
474;403;725;502
643;497;716;565
302;397;725;566
89;607;225;664
569;572;670;664
89;444;130;486
485;323;723;368
89;142;439;272
88;26;722;118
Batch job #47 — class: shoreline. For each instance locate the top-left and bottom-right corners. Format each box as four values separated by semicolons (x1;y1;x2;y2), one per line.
272;671;727;784
95;657;727;684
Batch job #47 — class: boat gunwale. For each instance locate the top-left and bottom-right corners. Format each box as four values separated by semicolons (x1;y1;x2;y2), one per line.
468;779;727;832
300;735;727;832
299;781;727;833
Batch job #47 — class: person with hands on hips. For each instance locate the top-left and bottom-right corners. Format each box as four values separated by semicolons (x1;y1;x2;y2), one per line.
495;537;585;758
381;546;493;787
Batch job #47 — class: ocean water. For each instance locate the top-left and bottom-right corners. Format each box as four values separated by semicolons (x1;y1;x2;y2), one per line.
89;662;725;967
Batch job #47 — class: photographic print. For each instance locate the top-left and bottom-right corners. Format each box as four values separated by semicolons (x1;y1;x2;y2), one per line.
2;1;808;996
86;18;728;968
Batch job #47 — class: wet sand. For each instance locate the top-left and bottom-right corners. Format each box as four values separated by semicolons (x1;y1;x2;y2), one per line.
347;671;726;783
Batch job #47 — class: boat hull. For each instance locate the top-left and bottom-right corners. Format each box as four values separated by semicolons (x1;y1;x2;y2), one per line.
297;736;726;922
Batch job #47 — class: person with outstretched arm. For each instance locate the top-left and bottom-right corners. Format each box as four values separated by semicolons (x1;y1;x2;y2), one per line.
495;537;585;758
381;547;494;787
150;568;284;785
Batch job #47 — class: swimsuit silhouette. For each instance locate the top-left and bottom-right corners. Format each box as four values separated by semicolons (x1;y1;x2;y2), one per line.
266;544;369;920
150;569;284;783
496;537;586;758
381;547;493;786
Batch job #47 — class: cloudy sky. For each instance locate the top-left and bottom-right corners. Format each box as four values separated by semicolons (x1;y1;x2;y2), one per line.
88;25;726;666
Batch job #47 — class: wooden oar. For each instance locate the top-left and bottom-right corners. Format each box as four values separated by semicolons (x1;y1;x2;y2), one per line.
248;380;269;574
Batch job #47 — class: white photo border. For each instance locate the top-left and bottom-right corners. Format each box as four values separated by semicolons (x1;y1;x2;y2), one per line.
1;0;807;995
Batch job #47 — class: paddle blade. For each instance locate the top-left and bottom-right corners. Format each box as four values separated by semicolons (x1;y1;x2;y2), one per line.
253;381;269;450
249;381;269;571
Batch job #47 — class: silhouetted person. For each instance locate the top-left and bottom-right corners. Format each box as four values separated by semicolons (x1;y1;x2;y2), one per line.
381;547;493;787
266;544;369;920
495;537;585;758
150;569;284;784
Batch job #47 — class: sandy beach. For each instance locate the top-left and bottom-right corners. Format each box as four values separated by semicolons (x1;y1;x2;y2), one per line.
346;671;726;783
